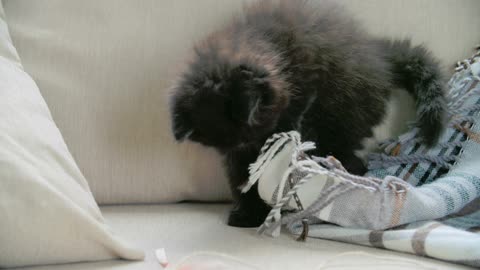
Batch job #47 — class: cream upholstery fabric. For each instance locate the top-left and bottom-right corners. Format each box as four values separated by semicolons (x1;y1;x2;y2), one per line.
0;3;143;268
14;204;472;270
3;0;480;204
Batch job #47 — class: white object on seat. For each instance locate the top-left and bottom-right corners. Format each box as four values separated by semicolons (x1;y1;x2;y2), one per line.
155;248;169;268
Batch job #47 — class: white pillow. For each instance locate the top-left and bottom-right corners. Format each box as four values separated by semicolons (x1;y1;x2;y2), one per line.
0;4;144;268
3;0;480;204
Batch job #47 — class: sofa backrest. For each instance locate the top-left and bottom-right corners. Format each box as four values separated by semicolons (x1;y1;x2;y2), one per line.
3;0;479;204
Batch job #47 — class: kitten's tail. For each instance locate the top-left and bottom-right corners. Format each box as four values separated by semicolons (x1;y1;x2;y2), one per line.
379;39;447;146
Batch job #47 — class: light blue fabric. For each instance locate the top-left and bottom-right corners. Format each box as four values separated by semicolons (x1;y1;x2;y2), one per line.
252;49;480;268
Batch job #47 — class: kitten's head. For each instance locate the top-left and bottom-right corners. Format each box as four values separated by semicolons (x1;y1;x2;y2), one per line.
170;59;290;150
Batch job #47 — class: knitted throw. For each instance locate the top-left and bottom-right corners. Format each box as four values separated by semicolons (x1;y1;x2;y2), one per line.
243;48;480;268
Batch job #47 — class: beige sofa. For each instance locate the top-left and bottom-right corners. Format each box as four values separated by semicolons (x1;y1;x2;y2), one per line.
3;0;479;269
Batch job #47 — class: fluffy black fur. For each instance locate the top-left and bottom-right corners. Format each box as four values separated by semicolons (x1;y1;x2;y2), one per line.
170;0;446;227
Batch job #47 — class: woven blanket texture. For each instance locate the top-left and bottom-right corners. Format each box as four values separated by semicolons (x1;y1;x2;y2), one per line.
245;49;480;267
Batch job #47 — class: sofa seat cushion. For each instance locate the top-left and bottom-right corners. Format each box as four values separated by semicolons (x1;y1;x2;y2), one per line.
17;204;473;270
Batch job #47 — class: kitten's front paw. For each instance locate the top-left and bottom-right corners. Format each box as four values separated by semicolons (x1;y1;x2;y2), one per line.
227;203;270;228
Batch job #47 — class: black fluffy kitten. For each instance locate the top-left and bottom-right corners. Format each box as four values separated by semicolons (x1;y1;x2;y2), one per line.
170;0;446;228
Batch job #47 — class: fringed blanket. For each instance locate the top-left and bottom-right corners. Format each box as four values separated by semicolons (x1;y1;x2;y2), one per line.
243;49;480;268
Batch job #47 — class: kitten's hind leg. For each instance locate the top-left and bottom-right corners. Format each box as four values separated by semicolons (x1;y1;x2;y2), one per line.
342;154;368;176
312;147;368;176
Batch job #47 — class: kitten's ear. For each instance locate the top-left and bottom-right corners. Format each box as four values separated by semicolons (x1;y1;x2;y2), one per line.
230;65;274;126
